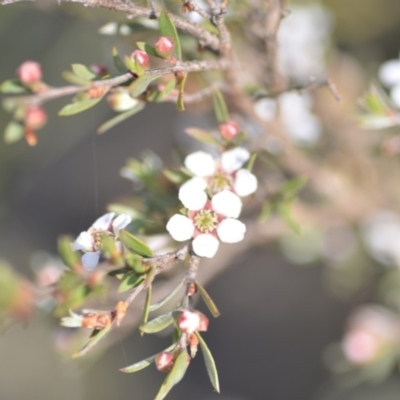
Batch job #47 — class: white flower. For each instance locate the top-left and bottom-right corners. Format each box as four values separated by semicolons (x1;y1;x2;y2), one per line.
60;310;84;328
166;188;246;258
183;148;258;197
378;56;400;108
72;212;132;270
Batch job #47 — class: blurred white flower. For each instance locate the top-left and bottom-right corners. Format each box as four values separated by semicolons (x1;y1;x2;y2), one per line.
166;186;246;258
72;212;131;270
183;148;258;197
378;55;400;108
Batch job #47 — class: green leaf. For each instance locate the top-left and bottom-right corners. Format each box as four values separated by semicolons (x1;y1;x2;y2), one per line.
177;73;187;111
277;202;302;236
129;74;161;98
4;121;24;144
71;64;96;81
247;153;257;172
154;350;189;400
149;279;184;312
141;286;152;325
140;312;174;334
59;97;104;116
118;273;144;293
162;168;188;185
196;282;220;318
97;103;145;134
58;236;80;269
72;323;113;358
0;79;27;94
185;127;220;146
120;344;176;373
124;55;144;76
259;201;272;222
119;229;153;257
136;42;158;57
112;47;126;73
62;71;91;86
279;176;308;201
213;89;229;123
195;332;220;393
156;77;177;101
159;10;181;60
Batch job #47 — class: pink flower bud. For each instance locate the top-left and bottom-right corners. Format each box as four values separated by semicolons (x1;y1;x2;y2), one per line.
177;310;206;334
90;64;108;77
24;106;47;130
130;50;150;70
198;312;209;332
155;352;175;372
24;128;37;147
155;36;175;59
219;121;239;139
17;61;42;84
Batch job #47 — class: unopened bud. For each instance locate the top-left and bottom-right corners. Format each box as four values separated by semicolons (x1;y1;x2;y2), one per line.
155;352;175;372
17;61;42;84
114;301;128;326
87;87;107;99
90;64;108;77
188;333;199;358
198;311;209;332
24;106;47;130
219;121;239;139
82;313;99;329
177;310;201;334
24;128;38;147
155;37;175;59
187;282;197;297
130;50;150;70
107;89;140;112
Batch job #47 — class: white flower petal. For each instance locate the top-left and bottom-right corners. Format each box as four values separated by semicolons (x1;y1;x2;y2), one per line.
217;218;246;243
211;190;242;218
81;251;101;271
192;234;219;258
221;147;250;173
72;232;94;251
112;214;132;233
184;151;216;177
92;213;115;231
378;59;400;87
179;182;208;211
166;214;195;241
234;169;258;197
180;177;208;192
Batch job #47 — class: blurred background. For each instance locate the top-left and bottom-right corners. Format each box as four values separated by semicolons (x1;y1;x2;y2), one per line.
2;0;400;399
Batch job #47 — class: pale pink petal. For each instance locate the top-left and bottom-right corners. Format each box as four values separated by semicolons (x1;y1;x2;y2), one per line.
178;311;201;334
221;147;250;173
179;180;208;211
234;169;258;197
81;251;101;271
92;213;115;231
166;214;195;241
211;190;242;218
72;232;94;251
184;151;216;177
112;214;132;233
217;218;246;243
192;234;219;258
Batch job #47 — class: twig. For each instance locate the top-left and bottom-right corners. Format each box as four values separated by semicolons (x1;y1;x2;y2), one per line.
184;1;212;20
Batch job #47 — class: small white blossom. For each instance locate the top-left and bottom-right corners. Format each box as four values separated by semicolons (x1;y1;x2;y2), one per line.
183;147;258;197
166;189;246;258
60;310;83;328
378;55;400;108
72;212;131;270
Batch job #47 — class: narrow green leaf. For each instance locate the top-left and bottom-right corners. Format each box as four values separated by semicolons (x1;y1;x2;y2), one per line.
58;235;80;269
159;10;181;60
279;176;308;201
72;323;113;358
136;42;158;57
177;73;187;111
195;282;220;318
195;332;220;393
277;202;302;236
0;79;27;94
162;168;188;185
124;55;144;76
185;127;220;146
154;350;189;400
119;229;153;257
118;273;144;293
120;343;176;373
129;74;161;98
259;201;272;222
141;286;152;325
112;47;126;73
59;97;104;116
247;153;257;172
97;103;145;134
149;279;184;312
4;121;24;144
157;77;177;101
140;312;174;334
212;89;229;123
71;64;96;81
62;71;91;86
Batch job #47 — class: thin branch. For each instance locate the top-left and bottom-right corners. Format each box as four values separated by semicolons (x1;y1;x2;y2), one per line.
184;0;212;20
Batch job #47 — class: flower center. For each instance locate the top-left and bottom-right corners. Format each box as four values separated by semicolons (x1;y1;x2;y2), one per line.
194;210;218;233
209;172;231;193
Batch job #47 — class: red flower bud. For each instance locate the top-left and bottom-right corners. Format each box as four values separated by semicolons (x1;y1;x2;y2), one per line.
90;64;108;77
24;106;47;130
17;61;42;84
155;36;175;59
130;50;150;70
155;352;175;372
219;121;239;139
